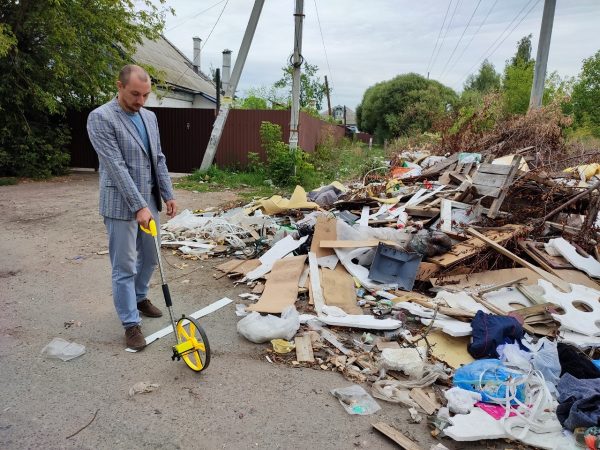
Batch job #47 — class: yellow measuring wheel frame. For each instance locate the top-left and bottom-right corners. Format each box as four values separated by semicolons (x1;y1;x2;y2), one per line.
140;219;211;373
173;316;211;372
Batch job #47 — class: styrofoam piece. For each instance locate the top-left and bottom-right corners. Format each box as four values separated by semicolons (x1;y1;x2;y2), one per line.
560;330;600;347
434;291;490;314
317;254;339;270
482;287;533;311
259;235;308;265
539;280;600;336
445;407;571;450
300;312;402;330
548;237;600;278
308;252;325;316
392;301;472;337
246;235;308;281
125;297;233;352
359;205;370;227
406;185;445;206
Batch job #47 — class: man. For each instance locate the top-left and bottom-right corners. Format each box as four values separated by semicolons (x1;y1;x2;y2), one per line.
87;64;177;350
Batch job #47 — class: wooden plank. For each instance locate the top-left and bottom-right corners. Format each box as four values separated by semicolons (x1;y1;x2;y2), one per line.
520;241;572;270
428;225;523;267
439;199;453;233
308;252;325;316
405;206;440;218
472;184;501;197
320;328;353;356
409;388;440;415
477;163;513;175
215;258;246;273
487;156;522;218
466;227;571;292
294;334;314;362
416;262;440;281
372;422;425;450
472;172;510;188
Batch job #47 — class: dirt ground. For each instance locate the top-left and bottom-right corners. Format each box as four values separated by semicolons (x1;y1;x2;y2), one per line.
0;172;489;450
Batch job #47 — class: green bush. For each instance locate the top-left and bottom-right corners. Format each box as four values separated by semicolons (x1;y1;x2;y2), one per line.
259;121;318;188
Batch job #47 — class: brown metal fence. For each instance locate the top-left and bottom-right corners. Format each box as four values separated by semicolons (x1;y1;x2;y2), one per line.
67;107;353;173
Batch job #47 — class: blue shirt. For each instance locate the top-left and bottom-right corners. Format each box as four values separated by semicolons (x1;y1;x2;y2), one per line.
126;112;150;154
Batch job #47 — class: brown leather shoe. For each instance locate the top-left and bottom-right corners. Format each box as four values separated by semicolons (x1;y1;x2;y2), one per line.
125;325;146;350
137;298;163;318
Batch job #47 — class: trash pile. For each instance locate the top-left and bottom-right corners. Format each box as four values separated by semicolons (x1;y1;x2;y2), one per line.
162;148;600;449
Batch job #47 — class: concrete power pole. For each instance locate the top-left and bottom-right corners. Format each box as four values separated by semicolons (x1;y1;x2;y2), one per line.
289;0;305;152
529;0;556;110
324;75;332;116
200;0;265;171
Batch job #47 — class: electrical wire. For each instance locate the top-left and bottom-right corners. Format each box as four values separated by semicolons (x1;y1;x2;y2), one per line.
201;0;229;49
313;0;334;94
457;0;538;85
426;0;454;76
444;0;499;78
166;0;227;32
430;0;462;75
439;0;483;78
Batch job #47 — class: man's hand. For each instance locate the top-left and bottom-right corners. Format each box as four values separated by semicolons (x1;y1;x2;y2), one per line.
136;207;153;229
166;199;177;218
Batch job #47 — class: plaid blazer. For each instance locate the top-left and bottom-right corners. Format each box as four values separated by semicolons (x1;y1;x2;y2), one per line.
87;97;174;220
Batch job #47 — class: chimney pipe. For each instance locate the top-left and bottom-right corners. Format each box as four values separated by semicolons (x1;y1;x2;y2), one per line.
222;49;232;94
193;37;201;74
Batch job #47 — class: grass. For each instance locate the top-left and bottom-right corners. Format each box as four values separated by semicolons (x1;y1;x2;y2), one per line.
0;177;18;186
174;139;386;201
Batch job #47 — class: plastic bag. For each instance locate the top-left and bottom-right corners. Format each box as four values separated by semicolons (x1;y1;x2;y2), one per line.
330;385;381;415
236;306;300;343
444;387;482;414
522;337;561;394
41;337;86;361
497;342;532;370
453;359;526;404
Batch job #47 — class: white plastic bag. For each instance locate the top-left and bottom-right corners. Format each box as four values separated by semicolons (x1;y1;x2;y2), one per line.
330;384;381;415
41;337;85;361
497;342;532;370
444;387;482;414
236;306;300;343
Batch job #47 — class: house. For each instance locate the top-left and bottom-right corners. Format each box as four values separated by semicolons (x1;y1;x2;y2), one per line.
133;35;217;108
331;105;357;127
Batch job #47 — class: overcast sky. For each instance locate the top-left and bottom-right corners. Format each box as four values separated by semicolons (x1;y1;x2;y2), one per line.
159;0;600;110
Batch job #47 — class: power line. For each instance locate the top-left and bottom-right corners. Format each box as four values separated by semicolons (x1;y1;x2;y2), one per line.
439;0;483;78
166;0;227;32
202;0;229;49
444;0;499;78
426;0;453;76
431;0;462;75
457;0;537;85
313;0;334;94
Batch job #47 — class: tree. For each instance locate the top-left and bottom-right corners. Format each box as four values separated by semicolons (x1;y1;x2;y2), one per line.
502;35;535;115
572;50;600;137
0;0;171;177
273;62;327;113
357;73;457;143
464;59;501;93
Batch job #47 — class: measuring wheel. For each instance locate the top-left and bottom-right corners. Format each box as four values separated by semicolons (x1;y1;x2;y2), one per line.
172;316;211;372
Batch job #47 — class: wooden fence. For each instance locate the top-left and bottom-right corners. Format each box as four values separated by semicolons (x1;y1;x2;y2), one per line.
67;108;349;173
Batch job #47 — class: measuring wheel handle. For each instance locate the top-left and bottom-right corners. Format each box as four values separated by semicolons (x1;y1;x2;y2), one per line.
174;316;211;372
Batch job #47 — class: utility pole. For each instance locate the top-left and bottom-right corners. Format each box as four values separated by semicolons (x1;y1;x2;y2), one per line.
215;68;221;115
289;0;305;153
343;105;347;127
200;0;265;171
529;0;556;110
324;75;332;117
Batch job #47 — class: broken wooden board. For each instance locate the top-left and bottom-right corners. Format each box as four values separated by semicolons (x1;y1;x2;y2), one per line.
308;252;325;316
430;267;540;290
416;262;441;281
215;258;246;273
230;258;262;276
471;156;522;218
321;264;363;315
409;388;441;415
519;240;573;270
427;330;474;369
372;422;425;450
294;334;315;362
320;328;353;356
375;340;401;350
320;239;380;248
466;227;571;292
428;225;524;268
310;215;337;258
246;255;307;314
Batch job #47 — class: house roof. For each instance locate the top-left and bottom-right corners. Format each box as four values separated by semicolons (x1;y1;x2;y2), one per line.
321;105;357;125
133;35;216;100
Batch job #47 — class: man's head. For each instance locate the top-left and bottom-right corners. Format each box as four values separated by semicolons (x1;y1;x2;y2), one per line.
117;65;151;113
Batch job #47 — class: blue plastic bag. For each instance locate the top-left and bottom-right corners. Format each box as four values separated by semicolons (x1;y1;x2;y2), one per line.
453;359;526;404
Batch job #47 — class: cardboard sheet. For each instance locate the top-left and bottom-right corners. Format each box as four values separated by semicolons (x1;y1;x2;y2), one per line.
321;264;362;315
310;215;337;258
427;330;474;369
247;255;307;314
431;268;540;290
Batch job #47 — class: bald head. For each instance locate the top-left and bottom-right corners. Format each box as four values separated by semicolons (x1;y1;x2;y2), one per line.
118;64;149;87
